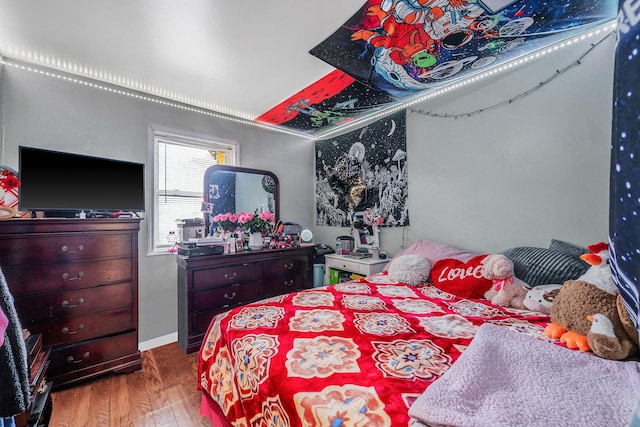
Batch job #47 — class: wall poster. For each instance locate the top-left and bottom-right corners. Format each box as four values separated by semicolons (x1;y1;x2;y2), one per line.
315;111;408;227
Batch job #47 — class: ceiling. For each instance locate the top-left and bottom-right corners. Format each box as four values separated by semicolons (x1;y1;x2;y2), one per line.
0;0;617;139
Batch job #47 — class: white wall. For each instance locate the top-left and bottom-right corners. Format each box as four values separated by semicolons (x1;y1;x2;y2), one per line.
315;33;616;255
0;66;314;344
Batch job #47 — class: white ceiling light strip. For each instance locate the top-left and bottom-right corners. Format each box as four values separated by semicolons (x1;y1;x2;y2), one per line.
0;19;616;141
0;58;315;140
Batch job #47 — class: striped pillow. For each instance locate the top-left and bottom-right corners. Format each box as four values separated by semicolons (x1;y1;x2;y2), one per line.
548;239;589;259
501;247;589;287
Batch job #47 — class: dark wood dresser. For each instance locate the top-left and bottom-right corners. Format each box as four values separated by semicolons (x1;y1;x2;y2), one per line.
0;218;141;389
177;246;314;353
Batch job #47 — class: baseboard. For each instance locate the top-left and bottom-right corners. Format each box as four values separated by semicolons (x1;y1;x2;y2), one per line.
139;332;178;352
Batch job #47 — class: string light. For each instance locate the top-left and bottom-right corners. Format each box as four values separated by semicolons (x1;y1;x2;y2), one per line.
410;30;616;120
0;20;617;140
319;20;617;138
0;57;314;140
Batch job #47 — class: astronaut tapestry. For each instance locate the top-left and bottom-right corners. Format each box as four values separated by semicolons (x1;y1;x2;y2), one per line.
315;110;408;227
310;0;617;100
610;7;640;334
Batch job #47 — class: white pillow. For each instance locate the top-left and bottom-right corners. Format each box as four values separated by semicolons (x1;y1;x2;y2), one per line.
387;254;431;286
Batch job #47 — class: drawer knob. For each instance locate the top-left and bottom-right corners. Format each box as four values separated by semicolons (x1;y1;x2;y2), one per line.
62;324;84;335
62;298;85;308
62;244;84;254
284;262;294;270
224;272;237;280
223;292;237;300
67;352;90;364
62;271;85;281
284;279;294;287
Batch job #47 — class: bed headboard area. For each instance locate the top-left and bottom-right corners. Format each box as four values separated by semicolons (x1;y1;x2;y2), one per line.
611;3;640;339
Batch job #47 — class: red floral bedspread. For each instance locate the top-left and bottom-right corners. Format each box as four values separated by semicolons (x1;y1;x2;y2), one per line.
198;273;550;426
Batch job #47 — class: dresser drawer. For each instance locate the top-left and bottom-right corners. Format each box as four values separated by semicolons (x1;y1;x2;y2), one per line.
326;257;362;274
263;255;310;279
193;281;262;311
265;273;310;296
49;331;138;377
3;258;132;297
192;262;261;291
15;282;132;323
0;233;132;266
34;307;133;347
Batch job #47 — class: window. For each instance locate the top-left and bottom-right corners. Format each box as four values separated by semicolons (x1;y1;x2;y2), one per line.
149;127;236;254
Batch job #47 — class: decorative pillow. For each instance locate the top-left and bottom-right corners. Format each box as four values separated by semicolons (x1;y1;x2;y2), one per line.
430;255;492;299
549;239;589;259
387;254;431;286
501;247;589;287
383;239;480;272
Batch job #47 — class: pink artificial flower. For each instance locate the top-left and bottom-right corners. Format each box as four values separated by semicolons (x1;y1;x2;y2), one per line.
229;213;239;222
259;211;274;222
237;213;249;224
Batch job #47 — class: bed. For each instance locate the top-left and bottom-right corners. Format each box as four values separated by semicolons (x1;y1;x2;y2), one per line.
197;272;552;426
196;240;640;426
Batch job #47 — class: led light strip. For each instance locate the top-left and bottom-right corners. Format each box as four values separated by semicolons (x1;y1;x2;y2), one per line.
0;58;315;140
0;20;617;141
317;20;618;140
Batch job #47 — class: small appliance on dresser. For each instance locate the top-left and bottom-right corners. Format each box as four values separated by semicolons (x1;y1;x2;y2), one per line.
0;218;142;389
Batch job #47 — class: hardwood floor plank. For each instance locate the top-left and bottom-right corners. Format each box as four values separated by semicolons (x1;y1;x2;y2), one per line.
126;370;155;425
65;381;93;426
49;386;75;427
109;373;133;426
142;349;179;425
87;374;113;425
49;342;210;427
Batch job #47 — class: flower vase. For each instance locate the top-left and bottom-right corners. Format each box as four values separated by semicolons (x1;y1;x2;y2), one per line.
248;232;264;251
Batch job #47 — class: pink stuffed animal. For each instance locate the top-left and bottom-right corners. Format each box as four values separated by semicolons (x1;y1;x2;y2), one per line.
481;254;530;309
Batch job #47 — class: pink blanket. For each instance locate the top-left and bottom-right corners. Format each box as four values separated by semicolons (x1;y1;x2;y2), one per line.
409;323;640;427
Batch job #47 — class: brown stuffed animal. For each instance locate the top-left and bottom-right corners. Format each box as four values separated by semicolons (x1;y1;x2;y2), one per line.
544;242;638;360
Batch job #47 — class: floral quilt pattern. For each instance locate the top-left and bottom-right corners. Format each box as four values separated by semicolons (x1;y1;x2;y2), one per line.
199;273;550;426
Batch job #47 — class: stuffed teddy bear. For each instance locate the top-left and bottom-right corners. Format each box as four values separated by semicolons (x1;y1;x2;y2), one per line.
544;242;638;360
522;284;563;314
481;254;530;310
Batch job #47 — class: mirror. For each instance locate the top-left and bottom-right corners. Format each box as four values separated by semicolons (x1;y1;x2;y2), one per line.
203;165;279;235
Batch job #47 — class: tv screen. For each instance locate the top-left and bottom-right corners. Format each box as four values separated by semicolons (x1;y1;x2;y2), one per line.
18;146;145;213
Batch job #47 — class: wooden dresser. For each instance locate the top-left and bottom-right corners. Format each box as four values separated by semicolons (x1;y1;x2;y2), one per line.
177;246;314;353
0;218;141;389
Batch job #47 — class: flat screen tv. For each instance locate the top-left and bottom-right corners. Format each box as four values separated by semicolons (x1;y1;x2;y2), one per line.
18;146;145;215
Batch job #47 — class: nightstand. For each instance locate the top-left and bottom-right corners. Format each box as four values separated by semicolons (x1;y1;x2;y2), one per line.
324;253;388;285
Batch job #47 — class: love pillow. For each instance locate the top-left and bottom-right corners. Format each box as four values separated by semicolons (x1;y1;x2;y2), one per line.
430;255;492;299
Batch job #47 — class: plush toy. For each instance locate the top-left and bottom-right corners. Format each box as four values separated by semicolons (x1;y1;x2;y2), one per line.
587;313;637;361
544;242;638;360
522;284;563;314
481;254;530;309
387;254;431;286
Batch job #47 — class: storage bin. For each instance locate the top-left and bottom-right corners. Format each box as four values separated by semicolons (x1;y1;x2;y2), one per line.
313;264;324;287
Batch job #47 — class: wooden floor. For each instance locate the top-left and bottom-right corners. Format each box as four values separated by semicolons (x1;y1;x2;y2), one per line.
48;342;211;427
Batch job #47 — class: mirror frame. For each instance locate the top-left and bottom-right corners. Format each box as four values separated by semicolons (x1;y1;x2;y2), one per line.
203;165;279;235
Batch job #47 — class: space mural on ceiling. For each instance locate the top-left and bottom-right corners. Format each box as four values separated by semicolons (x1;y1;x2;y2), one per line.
256;0;616;135
610;2;640;337
315;111;408;227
